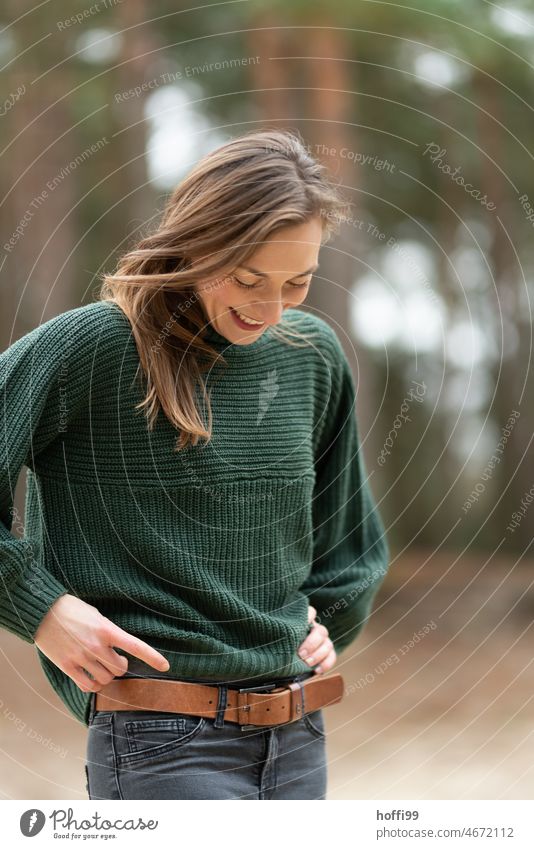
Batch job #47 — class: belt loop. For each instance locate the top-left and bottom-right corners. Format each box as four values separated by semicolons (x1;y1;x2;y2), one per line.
297;678;306;717
87;692;96;726
214;684;228;728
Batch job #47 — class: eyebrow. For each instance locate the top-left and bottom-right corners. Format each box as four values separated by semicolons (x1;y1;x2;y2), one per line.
238;263;319;279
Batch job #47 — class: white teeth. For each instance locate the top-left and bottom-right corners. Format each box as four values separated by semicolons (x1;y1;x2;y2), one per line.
234;309;264;326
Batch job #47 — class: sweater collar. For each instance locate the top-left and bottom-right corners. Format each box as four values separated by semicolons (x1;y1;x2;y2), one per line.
203;320;273;354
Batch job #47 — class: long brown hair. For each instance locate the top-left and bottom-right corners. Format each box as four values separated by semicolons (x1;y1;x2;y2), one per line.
98;128;350;451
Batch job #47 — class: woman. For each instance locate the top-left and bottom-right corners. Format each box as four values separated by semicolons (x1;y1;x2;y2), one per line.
0;129;389;800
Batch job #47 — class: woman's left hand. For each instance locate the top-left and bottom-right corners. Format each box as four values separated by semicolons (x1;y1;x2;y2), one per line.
297;605;337;674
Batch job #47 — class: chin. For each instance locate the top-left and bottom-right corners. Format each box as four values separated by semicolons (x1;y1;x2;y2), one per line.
239;335;263;345
231;330;262;344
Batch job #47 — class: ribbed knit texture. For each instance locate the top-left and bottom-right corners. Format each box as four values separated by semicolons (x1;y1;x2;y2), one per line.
0;300;389;726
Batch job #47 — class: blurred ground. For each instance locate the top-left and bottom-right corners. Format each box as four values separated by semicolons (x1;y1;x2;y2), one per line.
0;547;532;799
325;548;534;799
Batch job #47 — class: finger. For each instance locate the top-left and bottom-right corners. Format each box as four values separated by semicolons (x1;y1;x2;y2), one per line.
298;622;329;655
105;649;129;675
314;649;337;674
301;637;334;667
105;623;170;671
307;605;317;624
80;656;116;686
68;664;105;693
86;645;129;677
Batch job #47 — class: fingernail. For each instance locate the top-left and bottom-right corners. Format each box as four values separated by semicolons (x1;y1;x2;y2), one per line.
299;649;308;659
315;665;322;673
306;656;315;665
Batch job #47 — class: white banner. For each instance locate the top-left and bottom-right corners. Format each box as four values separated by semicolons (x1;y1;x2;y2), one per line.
3;800;533;848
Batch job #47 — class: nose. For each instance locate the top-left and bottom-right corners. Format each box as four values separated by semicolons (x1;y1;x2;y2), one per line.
244;297;285;327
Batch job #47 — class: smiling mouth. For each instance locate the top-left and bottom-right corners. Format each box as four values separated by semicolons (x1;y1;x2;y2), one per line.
230;307;265;327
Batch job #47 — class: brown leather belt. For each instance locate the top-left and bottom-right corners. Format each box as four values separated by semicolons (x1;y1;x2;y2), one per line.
94;673;345;729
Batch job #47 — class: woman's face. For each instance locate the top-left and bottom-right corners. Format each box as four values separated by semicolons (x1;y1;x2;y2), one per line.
195;217;323;345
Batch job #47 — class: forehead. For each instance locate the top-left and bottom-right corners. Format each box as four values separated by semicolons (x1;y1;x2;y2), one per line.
239;218;323;273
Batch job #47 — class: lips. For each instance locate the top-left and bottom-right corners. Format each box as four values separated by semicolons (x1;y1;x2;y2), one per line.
230;307;265;329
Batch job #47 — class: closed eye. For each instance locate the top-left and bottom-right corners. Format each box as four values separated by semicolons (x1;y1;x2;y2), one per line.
233;275;311;289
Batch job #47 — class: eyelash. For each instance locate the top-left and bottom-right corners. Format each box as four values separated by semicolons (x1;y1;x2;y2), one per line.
232;275;311;289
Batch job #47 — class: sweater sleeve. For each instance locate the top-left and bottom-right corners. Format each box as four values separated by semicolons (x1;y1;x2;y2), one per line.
0;308;100;644
299;344;390;655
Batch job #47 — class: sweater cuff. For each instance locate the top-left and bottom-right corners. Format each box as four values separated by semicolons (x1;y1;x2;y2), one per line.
323;602;373;655
0;542;69;644
305;587;378;656
328;614;367;655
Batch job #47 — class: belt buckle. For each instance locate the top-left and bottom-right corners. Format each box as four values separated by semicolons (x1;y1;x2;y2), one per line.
237;681;303;731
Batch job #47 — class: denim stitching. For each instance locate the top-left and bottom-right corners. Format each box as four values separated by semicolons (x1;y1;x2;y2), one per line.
303;710;326;739
124;717;187;754
109;714;124;800
115;716;206;766
259;726;280;799
84;763;91;799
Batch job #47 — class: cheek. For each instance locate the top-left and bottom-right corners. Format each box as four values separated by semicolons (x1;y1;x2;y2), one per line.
291;287;310;304
200;277;234;308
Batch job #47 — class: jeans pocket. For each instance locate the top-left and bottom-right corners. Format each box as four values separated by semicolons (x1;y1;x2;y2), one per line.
114;711;206;766
302;709;326;740
89;711;114;727
86;713;122;800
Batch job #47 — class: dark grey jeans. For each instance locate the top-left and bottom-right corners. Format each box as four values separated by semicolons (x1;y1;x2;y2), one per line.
84;674;327;800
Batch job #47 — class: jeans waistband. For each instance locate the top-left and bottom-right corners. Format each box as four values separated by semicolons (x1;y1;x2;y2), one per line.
121;669;315;689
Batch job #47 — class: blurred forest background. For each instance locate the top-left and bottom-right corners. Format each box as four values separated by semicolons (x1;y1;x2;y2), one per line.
1;0;533;800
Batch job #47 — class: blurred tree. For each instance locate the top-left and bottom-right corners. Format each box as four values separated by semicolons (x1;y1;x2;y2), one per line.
1;0;532;554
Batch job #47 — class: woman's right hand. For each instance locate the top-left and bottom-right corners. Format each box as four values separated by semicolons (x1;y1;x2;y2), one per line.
34;593;170;692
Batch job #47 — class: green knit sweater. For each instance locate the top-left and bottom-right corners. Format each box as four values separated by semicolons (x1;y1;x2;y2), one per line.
0;300;389;726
